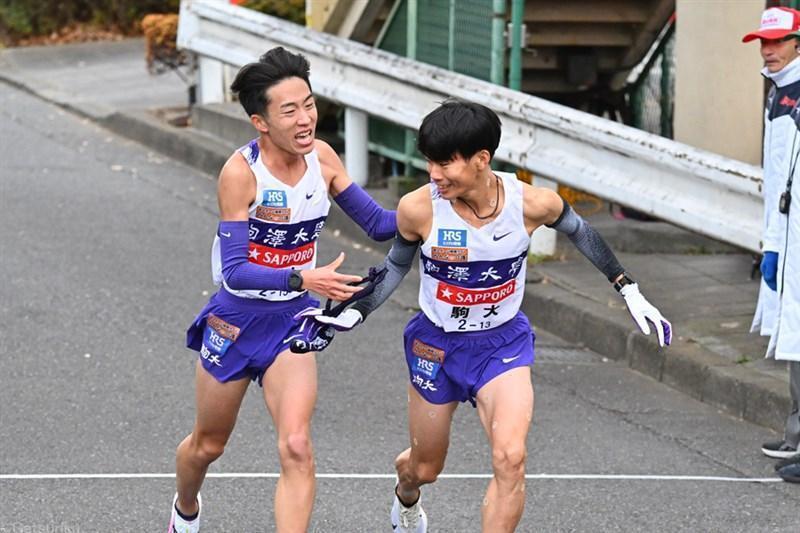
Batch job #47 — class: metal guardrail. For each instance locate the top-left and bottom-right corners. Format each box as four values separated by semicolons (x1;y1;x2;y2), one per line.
178;0;763;252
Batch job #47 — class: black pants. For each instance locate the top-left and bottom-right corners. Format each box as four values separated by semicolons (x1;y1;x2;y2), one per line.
785;361;800;447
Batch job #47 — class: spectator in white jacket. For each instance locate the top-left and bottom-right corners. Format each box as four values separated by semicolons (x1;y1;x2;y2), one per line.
743;6;800;460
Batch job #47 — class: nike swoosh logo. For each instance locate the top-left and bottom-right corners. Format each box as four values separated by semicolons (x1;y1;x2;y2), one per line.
493;231;512;241
305;191;315;200
502;355;521;364
392;524;398;531
220;231;231;238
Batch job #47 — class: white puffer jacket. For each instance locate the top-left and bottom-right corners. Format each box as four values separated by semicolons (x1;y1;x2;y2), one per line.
752;58;800;338
767;103;800;362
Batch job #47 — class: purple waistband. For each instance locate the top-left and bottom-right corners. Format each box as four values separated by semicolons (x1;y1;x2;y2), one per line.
216;287;313;314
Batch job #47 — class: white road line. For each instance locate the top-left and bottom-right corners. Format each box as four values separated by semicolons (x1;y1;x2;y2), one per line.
0;473;782;483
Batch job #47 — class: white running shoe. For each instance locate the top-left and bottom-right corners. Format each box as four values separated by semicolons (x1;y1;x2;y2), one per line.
391;491;427;532
168;492;201;533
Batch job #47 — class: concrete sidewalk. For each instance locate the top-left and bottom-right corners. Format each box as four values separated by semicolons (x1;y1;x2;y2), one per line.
0;38;788;433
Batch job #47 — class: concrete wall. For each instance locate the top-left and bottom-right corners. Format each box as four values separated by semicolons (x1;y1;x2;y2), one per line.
306;0;343;32
674;0;765;165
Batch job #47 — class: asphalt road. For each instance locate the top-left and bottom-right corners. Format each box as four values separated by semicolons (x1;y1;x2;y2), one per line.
1;83;798;532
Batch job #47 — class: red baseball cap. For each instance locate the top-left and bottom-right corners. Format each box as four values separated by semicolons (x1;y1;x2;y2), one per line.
743;7;800;42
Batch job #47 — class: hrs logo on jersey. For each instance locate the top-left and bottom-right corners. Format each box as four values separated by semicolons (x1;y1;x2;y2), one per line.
256;189;290;222
438;229;466;247
434;228;468;262
262;190;287;207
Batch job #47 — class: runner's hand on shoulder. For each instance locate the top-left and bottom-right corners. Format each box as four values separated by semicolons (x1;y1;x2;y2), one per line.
620;284;672;347
301;252;364;301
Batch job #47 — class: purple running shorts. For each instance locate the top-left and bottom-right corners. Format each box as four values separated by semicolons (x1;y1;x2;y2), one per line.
186;288;319;385
403;311;535;406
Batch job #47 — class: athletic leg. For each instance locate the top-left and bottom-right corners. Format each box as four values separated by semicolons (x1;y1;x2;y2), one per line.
175;360;250;515
262;349;318;533
475;366;534;533
395;384;458;504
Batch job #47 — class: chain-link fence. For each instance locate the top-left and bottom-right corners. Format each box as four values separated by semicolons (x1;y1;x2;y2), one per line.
629;24;675;139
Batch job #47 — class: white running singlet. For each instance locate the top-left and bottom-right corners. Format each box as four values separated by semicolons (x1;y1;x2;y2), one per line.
418;173;531;332
211;139;331;301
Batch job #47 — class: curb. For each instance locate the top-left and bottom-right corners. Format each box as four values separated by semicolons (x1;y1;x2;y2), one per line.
101;110;233;177
0;60;229;178
5;73;788;433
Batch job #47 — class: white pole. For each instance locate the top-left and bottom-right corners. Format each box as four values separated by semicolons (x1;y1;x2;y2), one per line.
197;56;225;104
344;106;368;186
529;177;557;257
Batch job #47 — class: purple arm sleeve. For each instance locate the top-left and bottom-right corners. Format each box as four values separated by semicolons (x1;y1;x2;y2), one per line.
219;221;292;291
333;183;397;241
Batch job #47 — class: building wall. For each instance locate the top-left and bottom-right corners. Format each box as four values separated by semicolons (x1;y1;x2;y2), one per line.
306;0;339;31
674;0;765;165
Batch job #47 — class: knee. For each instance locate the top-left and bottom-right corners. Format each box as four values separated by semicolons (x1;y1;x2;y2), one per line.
279;431;314;468
188;434;226;464
491;443;527;478
406;460;443;486
416;463;442;485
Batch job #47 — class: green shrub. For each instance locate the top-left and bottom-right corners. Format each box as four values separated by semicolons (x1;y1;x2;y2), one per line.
0;0;304;44
243;0;304;25
0;0;180;40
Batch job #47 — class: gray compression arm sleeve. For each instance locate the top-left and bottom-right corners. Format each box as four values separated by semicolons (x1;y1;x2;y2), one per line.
351;232;420;319
547;199;625;282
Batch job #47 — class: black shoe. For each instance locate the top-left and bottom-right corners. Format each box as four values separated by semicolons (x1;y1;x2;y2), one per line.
774;453;800;471
761;440;798;459
778;462;800;483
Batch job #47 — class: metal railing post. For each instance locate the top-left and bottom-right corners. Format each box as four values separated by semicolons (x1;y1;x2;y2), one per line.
197;56;225;104
345;107;369;186
404;0;419;176
509;0;524;90
491;0;506;85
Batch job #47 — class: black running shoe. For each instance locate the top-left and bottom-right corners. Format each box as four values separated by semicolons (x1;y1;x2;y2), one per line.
778;462;800;483
774;453;800;471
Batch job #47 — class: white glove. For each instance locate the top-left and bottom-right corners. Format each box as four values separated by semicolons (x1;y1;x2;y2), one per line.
294;306;364;331
286;307;364;354
286;306;338;354
312;308;364;331
620;283;672;347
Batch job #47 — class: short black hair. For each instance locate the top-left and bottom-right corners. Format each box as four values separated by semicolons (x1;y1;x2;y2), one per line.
417;99;501;162
230;46;312;117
